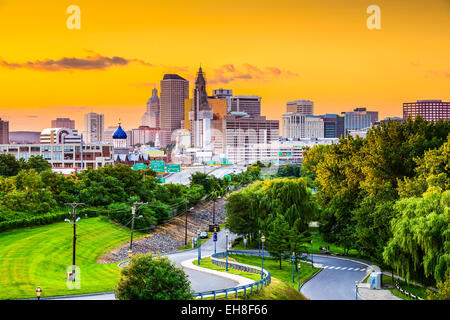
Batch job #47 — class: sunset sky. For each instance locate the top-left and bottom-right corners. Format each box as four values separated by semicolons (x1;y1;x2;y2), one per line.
0;0;449;132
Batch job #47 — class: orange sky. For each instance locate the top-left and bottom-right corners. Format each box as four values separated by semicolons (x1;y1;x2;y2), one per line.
0;0;449;132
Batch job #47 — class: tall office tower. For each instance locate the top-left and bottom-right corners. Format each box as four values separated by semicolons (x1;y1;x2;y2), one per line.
229;95;261;118
51;118;75;129
286;100;314;115
282;113;324;139
83;112;104;143
142;88;160;128
160;74;189;146
0;118;9;144
341;107;378;135
188;67;213;149
320;114;345;138
403;100;449;122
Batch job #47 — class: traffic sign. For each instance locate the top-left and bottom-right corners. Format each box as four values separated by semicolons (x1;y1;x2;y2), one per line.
224;174;231;181
156;177;166;183
166;164;181;172
213;232;217;242
132;163;148;170
150;160;165;173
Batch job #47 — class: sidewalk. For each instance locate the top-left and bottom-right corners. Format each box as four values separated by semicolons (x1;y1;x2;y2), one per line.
357;283;402;300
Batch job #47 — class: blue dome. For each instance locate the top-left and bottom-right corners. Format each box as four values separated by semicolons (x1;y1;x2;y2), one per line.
113;124;127;139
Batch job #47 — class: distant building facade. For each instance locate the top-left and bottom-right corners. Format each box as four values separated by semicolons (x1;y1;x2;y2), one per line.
0;143;114;169
51;118;75;129
403;100;449;122
229;95;261;118
40;128;82;144
282;113;324;139
160;74;189;146
286;100;314;115
342;107;378;136
142;88;160;128
8;131;40;144
0;118;9;144
320;114;345;138
84;112;104;143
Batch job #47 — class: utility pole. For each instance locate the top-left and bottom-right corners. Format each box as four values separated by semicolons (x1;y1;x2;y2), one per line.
185;200;188;246
64;202;84;282
129;202;147;255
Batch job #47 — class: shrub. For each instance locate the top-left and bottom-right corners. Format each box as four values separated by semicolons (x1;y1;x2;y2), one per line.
115;253;193;300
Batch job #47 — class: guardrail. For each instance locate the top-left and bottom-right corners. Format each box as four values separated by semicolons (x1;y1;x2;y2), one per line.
394;281;424;300
193;251;271;300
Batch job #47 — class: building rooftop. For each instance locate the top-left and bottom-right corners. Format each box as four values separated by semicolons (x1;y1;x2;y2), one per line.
162;74;186;80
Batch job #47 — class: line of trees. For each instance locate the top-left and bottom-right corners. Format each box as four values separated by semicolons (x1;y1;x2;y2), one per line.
302;116;449;286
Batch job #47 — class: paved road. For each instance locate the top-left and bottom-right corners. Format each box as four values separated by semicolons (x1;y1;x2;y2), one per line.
164;166;245;185
300;254;370;300
52;229;239;300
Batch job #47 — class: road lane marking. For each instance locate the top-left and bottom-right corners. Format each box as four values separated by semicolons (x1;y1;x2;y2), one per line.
347;268;354;271
328;266;335;269
341;267;347;270
334;267;341;270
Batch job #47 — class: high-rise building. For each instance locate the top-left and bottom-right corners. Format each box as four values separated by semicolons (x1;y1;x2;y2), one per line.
403;100;449;122
342;107;378;136
160;74;189;145
142;88;160;128
282;113;324;139
229;95;261;118
188;67;213;149
83;113;104;143
286;100;314;115
217;113;279;165
51;118;75;129
320;114;345;138
0;118;9;144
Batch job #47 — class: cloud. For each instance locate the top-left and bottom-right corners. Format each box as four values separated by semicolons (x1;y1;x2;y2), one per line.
206;63;299;85
0;53;152;71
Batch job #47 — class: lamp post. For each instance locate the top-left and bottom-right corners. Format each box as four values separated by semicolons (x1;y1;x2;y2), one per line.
225;232;229;271
258;230;261;256
298;264;301;292
310;240;314;267
36;286;42;300
292;252;296;283
197;230;201;265
355;281;359;300
261;235;265;280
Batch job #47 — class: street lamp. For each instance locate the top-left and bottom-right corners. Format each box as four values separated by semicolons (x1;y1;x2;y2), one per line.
310;240;314;267
197;230;201;265
298;264;301;292
355;281;359;300
225;232;229;271
261;234;265;280
36;286;42;300
292;252;296;283
258;230;261;256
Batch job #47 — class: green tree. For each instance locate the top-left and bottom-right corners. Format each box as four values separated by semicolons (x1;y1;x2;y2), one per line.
383;188;450;285
427;276;450;300
266;214;291;269
115;253;193;300
24;155;52;173
0;154;21;177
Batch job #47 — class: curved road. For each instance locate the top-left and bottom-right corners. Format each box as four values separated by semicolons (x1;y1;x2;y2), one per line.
300;254;370;300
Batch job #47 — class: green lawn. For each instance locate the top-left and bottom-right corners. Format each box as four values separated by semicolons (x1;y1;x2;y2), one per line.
0;216;143;300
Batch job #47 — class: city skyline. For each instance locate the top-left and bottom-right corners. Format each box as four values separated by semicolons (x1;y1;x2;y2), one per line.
1;0;449;131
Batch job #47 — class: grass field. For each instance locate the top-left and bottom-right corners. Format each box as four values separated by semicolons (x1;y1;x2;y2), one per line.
0;216;143;300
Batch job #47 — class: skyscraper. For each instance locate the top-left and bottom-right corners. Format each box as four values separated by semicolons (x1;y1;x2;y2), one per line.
188;67;213;149
0;118;9;144
160;74;189;145
83;112;104;143
142;88;160;128
403;100;449;122
320;114;345;138
51;118;75;129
